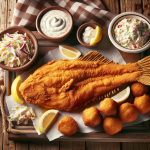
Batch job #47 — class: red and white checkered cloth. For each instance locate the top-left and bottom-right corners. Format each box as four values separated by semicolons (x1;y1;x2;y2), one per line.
12;0;116;31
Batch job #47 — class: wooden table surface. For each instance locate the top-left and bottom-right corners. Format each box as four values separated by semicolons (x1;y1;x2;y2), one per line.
1;0;150;150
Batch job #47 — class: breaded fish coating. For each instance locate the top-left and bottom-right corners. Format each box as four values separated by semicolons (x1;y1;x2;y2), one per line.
19;56;150;111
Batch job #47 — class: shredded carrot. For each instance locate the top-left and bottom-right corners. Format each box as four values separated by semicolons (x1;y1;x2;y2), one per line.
3;53;6;56
18;114;20;117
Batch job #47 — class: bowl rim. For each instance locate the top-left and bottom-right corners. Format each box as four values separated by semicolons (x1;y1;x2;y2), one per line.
76;22;102;48
108;12;150;53
0;26;38;71
36;6;74;40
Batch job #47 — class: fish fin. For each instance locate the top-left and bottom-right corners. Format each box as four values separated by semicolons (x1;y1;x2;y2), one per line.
98;88;118;100
59;79;74;93
137;55;150;85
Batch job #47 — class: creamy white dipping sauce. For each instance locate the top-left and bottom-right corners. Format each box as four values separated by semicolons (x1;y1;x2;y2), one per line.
40;10;71;37
82;26;96;44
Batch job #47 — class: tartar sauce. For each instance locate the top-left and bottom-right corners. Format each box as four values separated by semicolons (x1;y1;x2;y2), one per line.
40;10;71;37
82;26;96;44
114;18;150;49
10;106;36;124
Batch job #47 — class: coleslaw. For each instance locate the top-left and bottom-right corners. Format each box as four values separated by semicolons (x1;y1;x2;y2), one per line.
10;106;36;124
114;18;150;49
0;32;34;67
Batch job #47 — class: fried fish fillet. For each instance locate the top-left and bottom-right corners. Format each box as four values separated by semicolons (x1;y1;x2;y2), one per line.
19;56;150;111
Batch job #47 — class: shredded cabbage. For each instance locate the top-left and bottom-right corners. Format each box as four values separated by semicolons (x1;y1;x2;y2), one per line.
0;32;35;67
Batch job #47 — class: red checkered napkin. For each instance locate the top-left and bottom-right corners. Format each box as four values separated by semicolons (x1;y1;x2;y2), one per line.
12;0;116;30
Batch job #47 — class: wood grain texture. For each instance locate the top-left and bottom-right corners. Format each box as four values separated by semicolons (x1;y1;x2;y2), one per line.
1;0;150;150
143;0;150;18
8;131;150;142
0;115;3;150
60;141;85;150
29;141;59;150
60;142;72;150
0;0;7;32
102;0;119;14
120;0;126;13
120;0;142;13
147;142;150;149
122;142;148;150
16;142;29;150
3;133;9;150
8;141;16;150
86;142;120;150
7;0;16;28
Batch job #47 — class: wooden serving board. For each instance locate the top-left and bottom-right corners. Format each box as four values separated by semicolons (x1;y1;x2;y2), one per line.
5;30;150;142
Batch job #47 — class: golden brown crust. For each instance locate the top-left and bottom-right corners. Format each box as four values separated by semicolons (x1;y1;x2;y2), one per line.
118;102;137;123
131;82;148;97
134;94;150;114
19;59;141;111
99;98;118;116
82;107;102;127
58;116;78;136
103;116;122;135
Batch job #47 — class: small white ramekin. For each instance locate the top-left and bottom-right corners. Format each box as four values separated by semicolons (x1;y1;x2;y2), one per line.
108;12;150;53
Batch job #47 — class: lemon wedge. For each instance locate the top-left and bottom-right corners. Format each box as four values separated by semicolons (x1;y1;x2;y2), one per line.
90;26;103;45
38;109;59;134
11;75;24;104
111;86;130;104
59;45;81;59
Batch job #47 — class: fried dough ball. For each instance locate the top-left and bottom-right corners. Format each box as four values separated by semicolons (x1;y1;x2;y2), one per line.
118;102;137;123
103;116;122;135
134;94;150;114
82;107;102;127
99;98;118;116
58;116;78;136
131;82;148;97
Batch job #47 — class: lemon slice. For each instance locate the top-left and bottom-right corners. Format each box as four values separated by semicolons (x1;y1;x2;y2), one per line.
11;75;24;104
111;86;130;104
90;26;103;45
59;45;81;59
38;109;59;134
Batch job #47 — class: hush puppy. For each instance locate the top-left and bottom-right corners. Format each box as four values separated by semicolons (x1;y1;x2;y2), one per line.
103;116;122;135
134;94;150;114
131;82;148;97
118;102;137;123
58;116;78;136
82;107;102;127
99;98;118;116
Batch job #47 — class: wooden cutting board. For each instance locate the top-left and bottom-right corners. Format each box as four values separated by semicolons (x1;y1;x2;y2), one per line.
5;30;150;142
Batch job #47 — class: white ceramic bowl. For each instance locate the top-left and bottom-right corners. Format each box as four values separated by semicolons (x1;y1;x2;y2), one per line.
108;12;150;53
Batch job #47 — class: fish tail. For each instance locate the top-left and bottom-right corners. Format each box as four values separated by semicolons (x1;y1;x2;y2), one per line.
137;55;150;85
